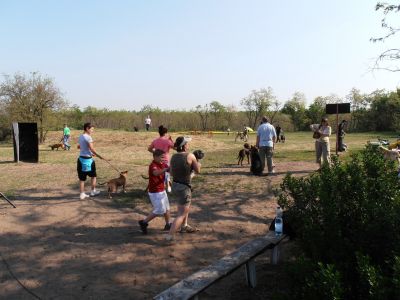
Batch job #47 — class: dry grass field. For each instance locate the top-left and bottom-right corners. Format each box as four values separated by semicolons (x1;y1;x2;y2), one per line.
0;129;394;299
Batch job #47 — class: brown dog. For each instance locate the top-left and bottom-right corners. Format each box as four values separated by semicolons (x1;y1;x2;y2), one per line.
237;143;250;166
100;171;128;198
49;143;64;150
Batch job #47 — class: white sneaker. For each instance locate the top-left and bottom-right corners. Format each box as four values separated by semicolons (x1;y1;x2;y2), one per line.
90;190;100;197
80;193;89;200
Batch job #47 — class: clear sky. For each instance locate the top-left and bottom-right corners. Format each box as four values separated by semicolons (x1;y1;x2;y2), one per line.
1;0;399;110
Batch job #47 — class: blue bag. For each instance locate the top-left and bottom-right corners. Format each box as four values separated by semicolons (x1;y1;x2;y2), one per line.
79;157;93;172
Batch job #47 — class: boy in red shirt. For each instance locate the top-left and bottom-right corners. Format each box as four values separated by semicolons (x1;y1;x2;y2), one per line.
139;149;171;234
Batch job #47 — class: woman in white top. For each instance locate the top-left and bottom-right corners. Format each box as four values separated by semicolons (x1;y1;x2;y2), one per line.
316;117;332;167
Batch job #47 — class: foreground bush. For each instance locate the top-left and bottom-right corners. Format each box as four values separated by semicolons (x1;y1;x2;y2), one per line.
278;145;400;299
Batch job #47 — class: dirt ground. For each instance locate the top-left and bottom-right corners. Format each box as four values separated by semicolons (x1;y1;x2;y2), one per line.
0;164;316;299
0;132;317;299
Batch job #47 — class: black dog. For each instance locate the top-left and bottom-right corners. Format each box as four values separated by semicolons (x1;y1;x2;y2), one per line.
193;150;205;160
280;134;286;143
237;143;250;166
250;146;263;175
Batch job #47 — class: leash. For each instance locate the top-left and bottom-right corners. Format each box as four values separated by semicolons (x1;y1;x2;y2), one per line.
101;158;122;174
0;192;16;208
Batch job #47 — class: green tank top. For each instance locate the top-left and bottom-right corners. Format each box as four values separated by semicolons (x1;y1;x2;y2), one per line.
170;152;191;185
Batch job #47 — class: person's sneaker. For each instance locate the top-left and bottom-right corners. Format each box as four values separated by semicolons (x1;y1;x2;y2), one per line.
163;223;172;231
138;220;148;234
90;190;100;197
79;193;89;200
179;225;197;233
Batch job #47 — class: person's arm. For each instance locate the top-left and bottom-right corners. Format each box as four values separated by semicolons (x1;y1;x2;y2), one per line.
187;153;201;174
147;141;155;153
152;167;169;176
88;142;104;159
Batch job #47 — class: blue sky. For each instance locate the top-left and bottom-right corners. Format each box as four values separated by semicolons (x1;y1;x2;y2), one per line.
1;0;399;110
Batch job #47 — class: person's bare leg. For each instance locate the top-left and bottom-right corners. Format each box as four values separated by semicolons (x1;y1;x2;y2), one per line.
91;177;97;191
167;205;190;239
164;210;171;224
80;181;85;193
144;212;157;223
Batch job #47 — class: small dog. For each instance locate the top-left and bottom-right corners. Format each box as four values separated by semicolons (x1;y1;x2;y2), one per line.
280;134;286;143
237;143;250;166
49;143;64;150
99;171;128;198
250;146;263;175
193;150;205;160
378;146;400;164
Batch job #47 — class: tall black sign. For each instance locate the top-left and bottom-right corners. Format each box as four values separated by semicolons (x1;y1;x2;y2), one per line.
12;122;39;163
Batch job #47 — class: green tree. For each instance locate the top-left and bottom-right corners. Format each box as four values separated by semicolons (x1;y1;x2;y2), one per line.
306;96;327;123
209;101;226;130
241;87;275;129
0;72;66;143
282;92;308;130
195;104;210;131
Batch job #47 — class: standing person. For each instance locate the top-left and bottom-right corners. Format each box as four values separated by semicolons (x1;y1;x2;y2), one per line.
63;124;71;150
165;136;201;242
316;117;332;167
338;120;348;152
145;115;152;131
256;116;277;175
148;125;175;191
77;123;103;200
275;124;281;143
138;149;172;234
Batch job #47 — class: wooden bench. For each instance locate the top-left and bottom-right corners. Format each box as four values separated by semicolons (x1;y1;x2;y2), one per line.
153;232;286;300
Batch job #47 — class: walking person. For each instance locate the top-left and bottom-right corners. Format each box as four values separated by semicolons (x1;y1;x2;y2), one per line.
165;136;201;242
275;124;281;143
256;116;277;175
62;123;71;150
148;125;175;191
145;115;152;131
316;117;332;167
138;149;172;234
77;123;104;200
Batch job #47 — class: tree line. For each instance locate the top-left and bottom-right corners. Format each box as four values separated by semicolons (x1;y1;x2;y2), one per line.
1;72;400;142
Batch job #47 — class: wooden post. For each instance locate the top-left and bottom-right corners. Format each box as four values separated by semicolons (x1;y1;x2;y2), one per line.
270;245;280;265
244;258;257;288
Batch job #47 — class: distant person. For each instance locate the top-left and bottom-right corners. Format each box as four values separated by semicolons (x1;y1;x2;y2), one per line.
63;124;71;150
338;120;348;152
138;149;172;234
256;116;277;175
148;125;175;192
315;117;331;167
77;123;104;200
145;115;152;131
275;125;282;143
165;136;201;242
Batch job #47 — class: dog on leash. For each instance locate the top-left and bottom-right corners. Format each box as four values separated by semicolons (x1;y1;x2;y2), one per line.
237;143;250;166
99;171;128;198
250;146;263;175
49;143;64;150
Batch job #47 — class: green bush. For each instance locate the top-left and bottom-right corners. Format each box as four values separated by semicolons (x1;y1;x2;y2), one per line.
278;145;400;299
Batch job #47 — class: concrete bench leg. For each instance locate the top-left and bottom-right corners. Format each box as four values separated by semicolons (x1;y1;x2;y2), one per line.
270;245;280;265
245;258;257;288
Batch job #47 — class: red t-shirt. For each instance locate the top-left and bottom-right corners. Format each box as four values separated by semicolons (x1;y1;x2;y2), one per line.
148;161;168;193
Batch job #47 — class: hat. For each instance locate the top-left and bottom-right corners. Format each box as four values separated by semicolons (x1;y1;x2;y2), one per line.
175;136;192;148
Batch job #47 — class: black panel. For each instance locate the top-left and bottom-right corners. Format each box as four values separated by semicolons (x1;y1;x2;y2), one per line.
326;103;351;114
12;123;39;162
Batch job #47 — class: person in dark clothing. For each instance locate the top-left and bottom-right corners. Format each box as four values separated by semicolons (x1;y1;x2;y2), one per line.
338;120;348;152
275;125;282;143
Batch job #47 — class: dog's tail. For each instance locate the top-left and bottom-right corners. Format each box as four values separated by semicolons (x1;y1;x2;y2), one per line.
141;174;149;180
98;182;107;186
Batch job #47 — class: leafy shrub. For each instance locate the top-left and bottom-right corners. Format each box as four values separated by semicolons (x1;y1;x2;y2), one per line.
278;145;400;299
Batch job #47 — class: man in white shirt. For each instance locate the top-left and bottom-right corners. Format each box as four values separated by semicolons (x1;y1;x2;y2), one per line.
256;116;277;174
145;115;152;131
